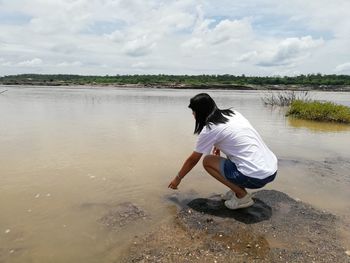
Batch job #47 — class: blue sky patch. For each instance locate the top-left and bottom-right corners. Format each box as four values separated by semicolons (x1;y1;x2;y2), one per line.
82;20;126;35
0;10;32;25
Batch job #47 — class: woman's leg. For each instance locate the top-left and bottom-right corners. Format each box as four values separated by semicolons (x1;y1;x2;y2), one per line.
202;155;247;198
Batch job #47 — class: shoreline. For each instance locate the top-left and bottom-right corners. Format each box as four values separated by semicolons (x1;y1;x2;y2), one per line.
119;190;349;262
1;83;350;92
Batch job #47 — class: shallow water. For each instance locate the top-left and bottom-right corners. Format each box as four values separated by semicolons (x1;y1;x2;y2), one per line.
0;86;350;262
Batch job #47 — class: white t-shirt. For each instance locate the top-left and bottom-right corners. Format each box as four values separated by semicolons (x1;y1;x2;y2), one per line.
195;111;277;179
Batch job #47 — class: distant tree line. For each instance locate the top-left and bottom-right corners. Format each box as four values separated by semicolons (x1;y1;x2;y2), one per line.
1;73;350;86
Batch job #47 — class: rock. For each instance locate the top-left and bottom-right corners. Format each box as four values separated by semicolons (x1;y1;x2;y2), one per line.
120;190;348;263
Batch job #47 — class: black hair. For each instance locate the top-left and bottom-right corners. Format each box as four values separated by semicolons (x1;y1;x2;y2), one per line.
188;93;234;134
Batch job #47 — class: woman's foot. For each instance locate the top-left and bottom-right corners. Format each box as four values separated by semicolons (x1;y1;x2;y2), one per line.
222;190;249;200
224;192;254;210
221;190;235;201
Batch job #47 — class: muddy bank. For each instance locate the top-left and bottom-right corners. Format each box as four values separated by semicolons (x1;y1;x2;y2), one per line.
120;190;348;262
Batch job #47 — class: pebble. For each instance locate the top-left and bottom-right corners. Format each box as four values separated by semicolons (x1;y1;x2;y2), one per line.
9;249;15;254
345;250;350;256
5;229;11;234
35;194;40;198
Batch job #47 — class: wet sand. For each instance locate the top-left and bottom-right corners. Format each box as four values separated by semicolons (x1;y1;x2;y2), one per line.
120;190;349;262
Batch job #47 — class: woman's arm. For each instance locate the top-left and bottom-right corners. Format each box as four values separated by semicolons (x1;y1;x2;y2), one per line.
168;151;202;189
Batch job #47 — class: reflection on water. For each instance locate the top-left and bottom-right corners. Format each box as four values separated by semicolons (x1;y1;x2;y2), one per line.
288;117;350;132
0;86;350;262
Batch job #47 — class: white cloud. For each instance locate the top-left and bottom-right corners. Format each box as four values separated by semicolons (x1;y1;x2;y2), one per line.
131;62;149;69
183;6;253;48
335;62;350;73
17;58;43;66
238;36;324;67
181;38;204;50
57;61;82;67
0;0;349;76
273;0;350;38
105;30;125;43
123;36;157;57
260;36;323;66
2;62;13;67
51;44;80;55
237;51;258;62
209;19;253;45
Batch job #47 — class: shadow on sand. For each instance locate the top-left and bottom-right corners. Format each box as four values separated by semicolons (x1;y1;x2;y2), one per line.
186;197;272;224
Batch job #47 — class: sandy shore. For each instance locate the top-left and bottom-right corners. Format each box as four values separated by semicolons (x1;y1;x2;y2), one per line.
118;190;349;262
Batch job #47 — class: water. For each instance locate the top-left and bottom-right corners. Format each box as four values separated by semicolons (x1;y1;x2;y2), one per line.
1;86;350;262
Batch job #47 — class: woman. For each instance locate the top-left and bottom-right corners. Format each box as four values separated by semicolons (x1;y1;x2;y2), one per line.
168;93;277;210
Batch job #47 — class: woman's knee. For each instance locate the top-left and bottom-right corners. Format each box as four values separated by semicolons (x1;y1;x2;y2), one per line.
202;155;211;167
202;155;220;168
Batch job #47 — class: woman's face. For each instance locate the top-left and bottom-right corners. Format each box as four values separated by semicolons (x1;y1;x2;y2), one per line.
192;111;196;119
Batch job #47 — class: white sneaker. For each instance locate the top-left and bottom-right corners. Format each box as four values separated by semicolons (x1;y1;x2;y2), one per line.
224;193;254;210
222;190;235;201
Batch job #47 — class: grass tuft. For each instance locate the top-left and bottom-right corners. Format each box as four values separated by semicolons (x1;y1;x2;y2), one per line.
262;91;310;106
287;100;350;123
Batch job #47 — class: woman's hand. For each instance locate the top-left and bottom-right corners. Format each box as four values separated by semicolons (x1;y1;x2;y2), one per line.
168;176;182;189
212;147;220;156
168;151;202;190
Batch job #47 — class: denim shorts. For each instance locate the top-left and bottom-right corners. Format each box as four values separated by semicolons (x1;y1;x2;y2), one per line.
220;158;276;189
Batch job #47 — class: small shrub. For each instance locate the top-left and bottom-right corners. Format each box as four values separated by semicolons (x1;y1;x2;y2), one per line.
287;100;350;123
262;91;310;106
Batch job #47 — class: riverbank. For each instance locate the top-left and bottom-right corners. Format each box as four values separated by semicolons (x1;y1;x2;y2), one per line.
119;190;349;262
1;83;350;92
1;74;350;91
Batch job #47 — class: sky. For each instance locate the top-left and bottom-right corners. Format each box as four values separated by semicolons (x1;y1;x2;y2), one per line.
0;0;350;76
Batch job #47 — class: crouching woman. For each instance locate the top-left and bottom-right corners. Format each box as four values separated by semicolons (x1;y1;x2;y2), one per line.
168;93;277;210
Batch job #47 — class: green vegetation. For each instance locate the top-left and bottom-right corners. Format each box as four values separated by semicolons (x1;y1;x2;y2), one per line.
1;73;350;89
262;91;311;106
287;100;350;123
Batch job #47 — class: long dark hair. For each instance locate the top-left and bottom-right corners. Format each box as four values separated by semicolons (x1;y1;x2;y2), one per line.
188;93;234;134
